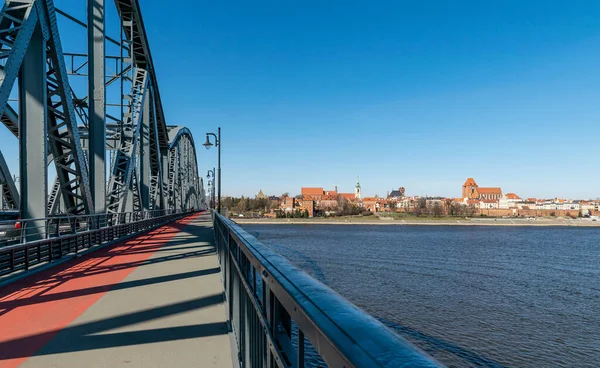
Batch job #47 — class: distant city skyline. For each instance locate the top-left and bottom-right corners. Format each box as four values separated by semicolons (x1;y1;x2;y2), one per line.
2;1;600;200
216;175;597;201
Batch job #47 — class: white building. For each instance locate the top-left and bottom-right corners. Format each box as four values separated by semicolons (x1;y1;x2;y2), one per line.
498;193;522;209
480;200;499;209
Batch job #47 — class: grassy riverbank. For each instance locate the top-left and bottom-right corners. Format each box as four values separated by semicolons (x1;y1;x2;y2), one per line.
233;216;600;227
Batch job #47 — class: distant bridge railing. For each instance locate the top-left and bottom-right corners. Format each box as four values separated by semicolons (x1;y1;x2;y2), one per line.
0;210;191;245
213;212;442;368
0;210;193;281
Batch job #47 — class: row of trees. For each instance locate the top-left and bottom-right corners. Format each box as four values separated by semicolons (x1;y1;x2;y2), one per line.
221;194;373;218
221;195;483;218
220;196;277;214
276;209;310;218
336;196;368;216
407;198;477;217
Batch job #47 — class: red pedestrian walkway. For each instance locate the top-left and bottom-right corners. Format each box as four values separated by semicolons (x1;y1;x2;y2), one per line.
0;212;232;368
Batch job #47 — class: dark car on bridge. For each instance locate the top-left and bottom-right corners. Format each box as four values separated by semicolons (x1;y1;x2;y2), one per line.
0;211;21;246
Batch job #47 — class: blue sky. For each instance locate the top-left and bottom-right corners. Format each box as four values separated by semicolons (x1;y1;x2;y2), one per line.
2;1;600;199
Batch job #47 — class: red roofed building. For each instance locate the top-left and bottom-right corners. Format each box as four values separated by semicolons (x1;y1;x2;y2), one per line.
281;196;295;213
339;193;355;200
301;187;324;201
320;194;338;209
301;198;315;217
462;178;502;200
362;197;391;212
477;187;502;200
462;178;479;199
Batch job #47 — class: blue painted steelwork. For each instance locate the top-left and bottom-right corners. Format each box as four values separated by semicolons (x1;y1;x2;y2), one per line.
213;212;444;368
0;210;192;281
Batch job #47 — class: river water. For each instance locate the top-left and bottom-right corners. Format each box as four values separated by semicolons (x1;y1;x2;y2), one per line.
243;224;600;367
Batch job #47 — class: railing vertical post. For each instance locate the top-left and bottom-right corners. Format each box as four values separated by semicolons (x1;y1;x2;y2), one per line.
228;234;234;331
265;284;273;368
298;329;305;368
243;277;251;368
24;245;29;270
10;248;15;272
48;240;53;262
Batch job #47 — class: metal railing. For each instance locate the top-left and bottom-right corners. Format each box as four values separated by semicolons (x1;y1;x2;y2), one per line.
0;210;186;245
213;212;443;368
0;209;193;280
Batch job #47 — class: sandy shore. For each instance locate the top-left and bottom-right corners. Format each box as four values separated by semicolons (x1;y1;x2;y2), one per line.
233;217;600;227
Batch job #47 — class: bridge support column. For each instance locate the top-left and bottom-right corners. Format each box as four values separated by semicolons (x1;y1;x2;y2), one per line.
140;95;150;210
88;0;107;215
19;25;47;238
161;151;169;209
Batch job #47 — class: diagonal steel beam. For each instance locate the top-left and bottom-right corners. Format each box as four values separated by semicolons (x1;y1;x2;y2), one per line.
39;0;94;215
113;0;169;152
0;0;39;121
1;104;18;137
105;67;148;214
0;150;19;209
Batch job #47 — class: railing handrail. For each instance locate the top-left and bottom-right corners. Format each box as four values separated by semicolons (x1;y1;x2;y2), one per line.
0;210;196;281
0;209;175;224
0;211;186;253
215;211;443;368
0;209;192;244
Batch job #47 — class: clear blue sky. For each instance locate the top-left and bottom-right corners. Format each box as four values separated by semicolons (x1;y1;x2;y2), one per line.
2;0;600;199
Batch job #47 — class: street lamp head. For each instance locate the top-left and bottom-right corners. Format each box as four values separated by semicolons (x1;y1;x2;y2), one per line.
203;135;213;150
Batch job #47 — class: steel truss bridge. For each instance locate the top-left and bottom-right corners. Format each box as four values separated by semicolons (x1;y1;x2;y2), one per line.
0;0;205;227
0;1;441;367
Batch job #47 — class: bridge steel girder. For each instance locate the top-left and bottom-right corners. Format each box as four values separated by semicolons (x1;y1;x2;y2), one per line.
0;0;93;219
41;0;94;216
148;89;164;210
1;104;19;138
105;67;148;214
88;0;107;214
139;93;150;210
19;22;47;235
0;0;39;121
0;148;19;210
161;150;169;210
113;0;169;153
166;127;200;211
0;0;204;219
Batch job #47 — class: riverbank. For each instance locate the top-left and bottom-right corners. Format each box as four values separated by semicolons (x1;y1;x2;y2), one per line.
233;217;600;227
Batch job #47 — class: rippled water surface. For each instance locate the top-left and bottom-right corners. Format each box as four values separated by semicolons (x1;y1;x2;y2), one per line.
243;224;600;367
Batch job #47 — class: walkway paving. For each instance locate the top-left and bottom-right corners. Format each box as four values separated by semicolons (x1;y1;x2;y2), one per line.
0;212;233;368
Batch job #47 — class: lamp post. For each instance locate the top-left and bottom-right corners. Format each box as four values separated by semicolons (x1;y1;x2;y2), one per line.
203;127;221;213
207;168;215;209
206;180;212;209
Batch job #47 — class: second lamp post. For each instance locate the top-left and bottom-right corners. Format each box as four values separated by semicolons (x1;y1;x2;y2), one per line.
207;168;216;209
203;127;221;213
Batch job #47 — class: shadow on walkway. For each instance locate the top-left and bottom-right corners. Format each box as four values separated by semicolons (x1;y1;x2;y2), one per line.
0;293;227;360
0;213;227;361
0;267;219;312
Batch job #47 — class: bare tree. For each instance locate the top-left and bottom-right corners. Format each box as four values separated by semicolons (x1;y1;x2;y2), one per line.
466;204;477;217
433;202;443;217
451;203;464;217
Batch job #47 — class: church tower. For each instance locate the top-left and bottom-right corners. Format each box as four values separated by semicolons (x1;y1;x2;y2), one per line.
355;176;361;199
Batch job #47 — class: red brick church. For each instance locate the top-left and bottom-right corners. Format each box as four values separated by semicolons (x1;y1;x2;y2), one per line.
462;178;502;200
